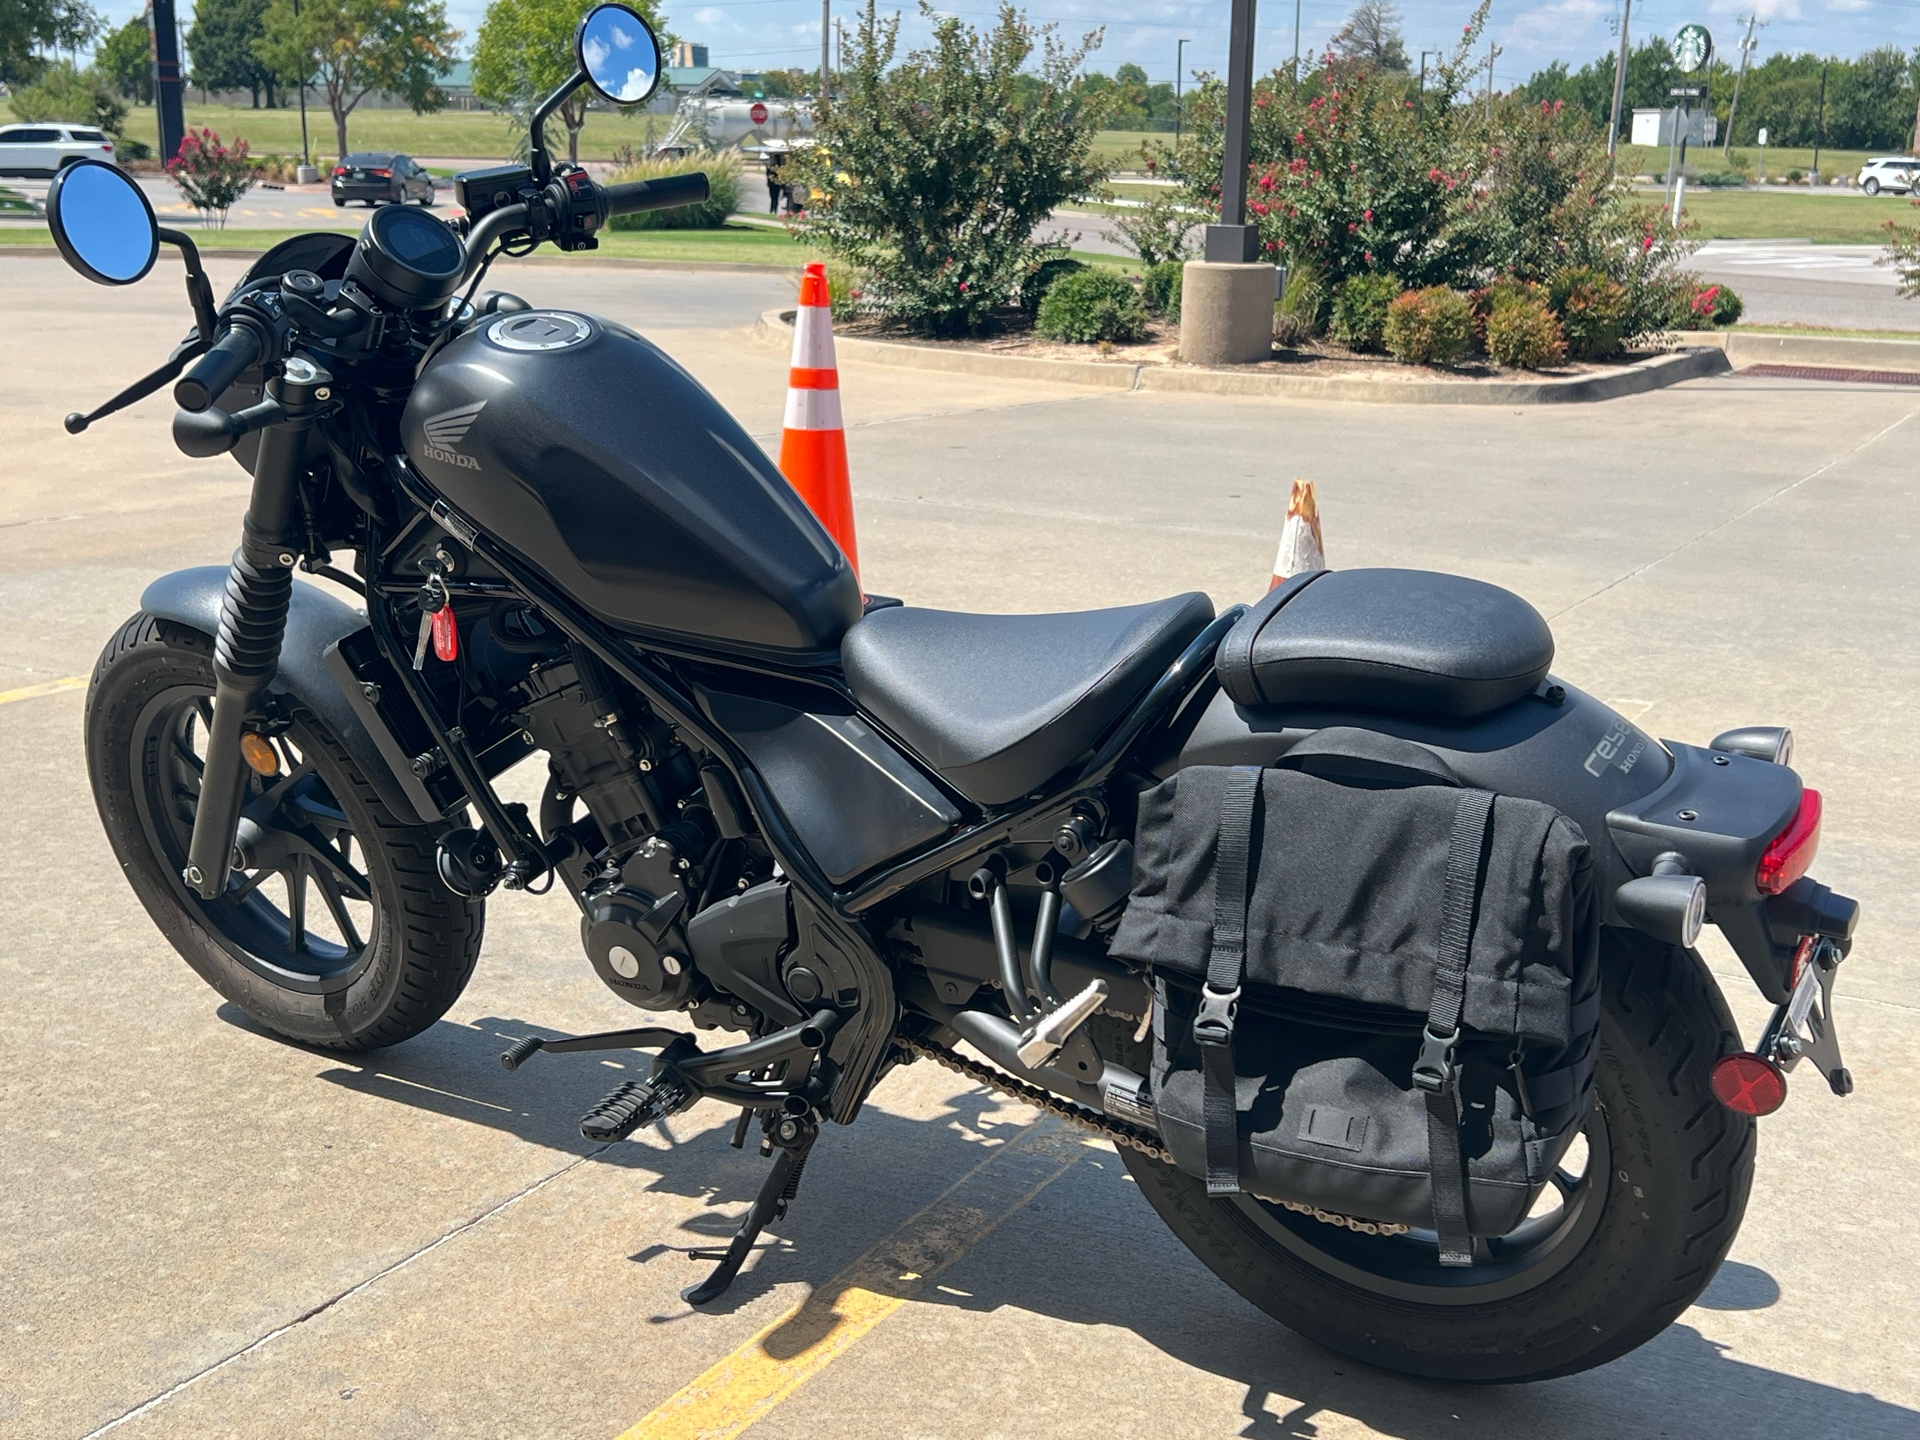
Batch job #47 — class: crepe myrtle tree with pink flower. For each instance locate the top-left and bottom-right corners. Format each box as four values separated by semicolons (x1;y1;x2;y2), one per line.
167;128;256;229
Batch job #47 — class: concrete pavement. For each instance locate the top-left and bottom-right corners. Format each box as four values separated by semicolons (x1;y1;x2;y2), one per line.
0;252;1915;1438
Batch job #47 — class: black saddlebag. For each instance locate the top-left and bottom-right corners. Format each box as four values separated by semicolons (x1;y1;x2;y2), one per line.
1109;731;1599;1262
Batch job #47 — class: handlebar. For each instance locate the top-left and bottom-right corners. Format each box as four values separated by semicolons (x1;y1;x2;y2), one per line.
176;320;266;413
601;172;712;218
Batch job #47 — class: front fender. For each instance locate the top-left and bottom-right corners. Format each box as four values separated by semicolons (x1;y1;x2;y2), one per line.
140;567;437;826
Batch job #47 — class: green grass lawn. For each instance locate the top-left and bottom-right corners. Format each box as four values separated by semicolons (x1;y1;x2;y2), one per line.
1672;189;1918;243
1615;142;1881;180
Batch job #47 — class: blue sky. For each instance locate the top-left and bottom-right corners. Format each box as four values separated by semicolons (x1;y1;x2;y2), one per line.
93;0;1919;94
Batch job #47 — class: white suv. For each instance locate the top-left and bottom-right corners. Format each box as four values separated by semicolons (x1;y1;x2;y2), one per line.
1857;156;1920;195
0;123;117;178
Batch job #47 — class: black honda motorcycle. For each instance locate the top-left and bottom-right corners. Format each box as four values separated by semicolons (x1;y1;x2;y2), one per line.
46;4;1862;1383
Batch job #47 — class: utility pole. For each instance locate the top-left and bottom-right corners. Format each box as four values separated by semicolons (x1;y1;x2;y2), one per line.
1606;0;1632;156
1484;41;1502;120
1291;0;1302;81
1175;37;1189;139
292;0;311;170
1812;59;1828;182
820;0;830;100
835;18;845;78
1417;48;1442;121
147;0;184;165
1723;14;1762;158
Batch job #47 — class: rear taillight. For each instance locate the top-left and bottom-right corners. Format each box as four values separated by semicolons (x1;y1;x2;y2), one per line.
369;168;390;177
1757;789;1821;895
333;165;347;176
100;143;113;152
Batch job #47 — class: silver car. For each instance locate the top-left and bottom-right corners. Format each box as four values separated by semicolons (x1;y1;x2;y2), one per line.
0;122;116;177
1857;156;1920;195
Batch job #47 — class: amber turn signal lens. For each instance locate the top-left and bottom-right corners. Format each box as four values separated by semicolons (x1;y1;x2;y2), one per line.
1710;1053;1787;1116
239;733;280;777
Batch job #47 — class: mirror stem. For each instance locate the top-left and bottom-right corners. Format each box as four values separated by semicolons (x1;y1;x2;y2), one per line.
159;226;219;343
528;68;587;183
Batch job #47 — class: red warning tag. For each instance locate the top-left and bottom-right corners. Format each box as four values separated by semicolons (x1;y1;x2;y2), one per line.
432;605;459;662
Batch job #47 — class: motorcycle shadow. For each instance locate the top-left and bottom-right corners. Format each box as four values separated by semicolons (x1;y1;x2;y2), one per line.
220;1003;1915;1437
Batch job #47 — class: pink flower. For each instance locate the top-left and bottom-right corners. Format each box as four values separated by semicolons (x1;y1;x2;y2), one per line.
1251;201;1270;215
1363;208;1372;221
1258;172;1275;190
1348;222;1357;233
958;281;967;292
1364;250;1373;262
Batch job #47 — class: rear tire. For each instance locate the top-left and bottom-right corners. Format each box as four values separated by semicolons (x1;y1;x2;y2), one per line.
1121;932;1755;1381
86;613;484;1050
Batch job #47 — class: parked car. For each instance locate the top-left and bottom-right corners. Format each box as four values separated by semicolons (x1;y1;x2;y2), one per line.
331;152;435;207
0;123;115;177
1857;156;1920;195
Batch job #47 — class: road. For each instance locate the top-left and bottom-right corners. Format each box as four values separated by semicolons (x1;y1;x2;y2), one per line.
1;252;1916;1439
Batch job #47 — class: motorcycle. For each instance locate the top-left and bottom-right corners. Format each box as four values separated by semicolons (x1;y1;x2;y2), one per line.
43;3;1863;1382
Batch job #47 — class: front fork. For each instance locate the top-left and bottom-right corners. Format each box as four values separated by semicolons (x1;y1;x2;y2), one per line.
183;361;330;900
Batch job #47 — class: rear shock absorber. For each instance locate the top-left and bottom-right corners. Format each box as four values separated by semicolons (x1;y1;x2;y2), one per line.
183;359;331;899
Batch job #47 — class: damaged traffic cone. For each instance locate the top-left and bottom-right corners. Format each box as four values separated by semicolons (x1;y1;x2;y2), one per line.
779;262;860;581
1269;478;1326;589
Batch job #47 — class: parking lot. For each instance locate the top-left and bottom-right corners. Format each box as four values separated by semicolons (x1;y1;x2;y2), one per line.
1;252;1916;1439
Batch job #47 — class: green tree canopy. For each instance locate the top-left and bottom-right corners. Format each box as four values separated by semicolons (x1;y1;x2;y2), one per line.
7;58;125;135
1;0;98;85
472;0;666;164
188;0;284;108
254;0;459;159
96;14;152;103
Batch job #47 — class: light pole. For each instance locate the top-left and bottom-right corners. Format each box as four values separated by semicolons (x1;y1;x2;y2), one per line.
1605;0;1632;156
1723;14;1763;158
820;0;830;100
292;0;311;170
1811;59;1828;183
1291;0;1302;81
1207;0;1258;263
1175;37;1188;139
1417;48;1442;121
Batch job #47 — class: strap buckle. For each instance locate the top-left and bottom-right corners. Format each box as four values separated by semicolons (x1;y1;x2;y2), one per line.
1413;1024;1460;1095
1192;984;1240;1048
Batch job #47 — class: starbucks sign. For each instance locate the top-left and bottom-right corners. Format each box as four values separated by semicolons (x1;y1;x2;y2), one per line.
1673;23;1713;74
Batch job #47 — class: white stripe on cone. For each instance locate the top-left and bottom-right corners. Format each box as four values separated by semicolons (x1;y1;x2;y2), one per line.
783;386;845;432
791;302;837;370
1271;478;1326;586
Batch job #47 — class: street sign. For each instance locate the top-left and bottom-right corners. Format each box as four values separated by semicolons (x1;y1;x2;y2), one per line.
1670;86;1706;98
1757;127;1768;145
1673;23;1713;74
750;102;769;125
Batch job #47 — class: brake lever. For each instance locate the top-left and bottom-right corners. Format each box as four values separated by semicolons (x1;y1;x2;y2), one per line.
64;337;211;435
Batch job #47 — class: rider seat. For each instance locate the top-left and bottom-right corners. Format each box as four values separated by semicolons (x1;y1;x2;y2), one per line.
842;593;1215;807
1215;568;1554;721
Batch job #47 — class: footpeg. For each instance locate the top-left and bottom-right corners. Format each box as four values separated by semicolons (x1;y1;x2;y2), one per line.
1016;978;1108;1068
580;1071;692;1142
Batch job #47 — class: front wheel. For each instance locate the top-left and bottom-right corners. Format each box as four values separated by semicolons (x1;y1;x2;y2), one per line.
86;613;484;1050
1120;932;1755;1382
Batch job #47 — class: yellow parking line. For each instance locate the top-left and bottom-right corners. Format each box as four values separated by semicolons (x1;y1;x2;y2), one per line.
618;1120;1086;1440
0;676;85;705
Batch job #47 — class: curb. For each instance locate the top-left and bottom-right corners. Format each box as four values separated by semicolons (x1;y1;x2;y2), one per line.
755;309;1732;403
0;244;807;275
1677;329;1920;373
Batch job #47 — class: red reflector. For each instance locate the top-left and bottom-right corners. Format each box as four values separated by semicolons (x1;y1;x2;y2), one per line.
1711;1053;1787;1115
1757;789;1822;895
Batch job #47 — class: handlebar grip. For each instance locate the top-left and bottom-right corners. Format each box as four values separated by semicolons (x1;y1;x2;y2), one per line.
175;323;266;413
602;172;711;219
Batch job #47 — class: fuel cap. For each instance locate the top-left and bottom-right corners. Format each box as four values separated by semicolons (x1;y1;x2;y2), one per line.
487;311;594;351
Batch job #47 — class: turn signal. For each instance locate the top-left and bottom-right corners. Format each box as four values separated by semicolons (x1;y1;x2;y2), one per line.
1710;1053;1787;1116
1757;789;1822;895
239;732;280;776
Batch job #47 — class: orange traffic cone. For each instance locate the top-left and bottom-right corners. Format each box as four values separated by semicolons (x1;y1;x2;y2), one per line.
779;263;860;580
1269;479;1326;589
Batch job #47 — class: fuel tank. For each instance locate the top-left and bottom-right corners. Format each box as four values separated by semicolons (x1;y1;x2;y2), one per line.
403;310;862;659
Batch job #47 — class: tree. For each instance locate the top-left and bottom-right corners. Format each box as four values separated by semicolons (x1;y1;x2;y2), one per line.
188;0;283;108
96;15;152;102
789;0;1113;335
472;0;664;164
758;66;813;98
1331;0;1408;74
254;0;459;160
1;0;98;85
7;58;124;133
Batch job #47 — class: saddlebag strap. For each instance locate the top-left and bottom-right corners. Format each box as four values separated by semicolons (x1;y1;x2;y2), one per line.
1413;787;1494;1268
1196;767;1262;1196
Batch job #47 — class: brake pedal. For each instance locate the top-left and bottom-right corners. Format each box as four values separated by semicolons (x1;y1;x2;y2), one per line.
579;1071;692;1142
1016;978;1109;1068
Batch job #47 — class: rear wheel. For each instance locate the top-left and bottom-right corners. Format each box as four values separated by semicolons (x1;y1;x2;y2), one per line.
1119;932;1755;1381
86;614;483;1050
1865;177;1882;195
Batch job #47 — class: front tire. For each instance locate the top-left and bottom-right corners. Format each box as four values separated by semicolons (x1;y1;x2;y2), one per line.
1120;932;1755;1381
86;613;484;1050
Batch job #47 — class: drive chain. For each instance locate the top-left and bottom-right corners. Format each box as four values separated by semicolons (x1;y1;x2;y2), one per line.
900;1036;1409;1238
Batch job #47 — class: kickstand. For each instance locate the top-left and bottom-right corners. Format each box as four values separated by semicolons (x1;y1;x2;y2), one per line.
683;1116;817;1305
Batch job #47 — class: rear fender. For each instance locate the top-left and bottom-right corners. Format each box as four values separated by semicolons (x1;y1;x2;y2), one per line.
140;567;439;827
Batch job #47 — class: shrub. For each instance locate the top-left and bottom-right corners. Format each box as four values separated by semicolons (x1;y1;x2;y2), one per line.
1883;216;1920;298
1142;259;1183;319
1035;268;1149;343
1669;280;1744;329
1274;256;1327;345
1547;266;1630;360
607;151;740;230
167;129;255;227
1107;186;1200;268
1695;170;1744;188
1020;256;1086;315
1469;275;1540;347
788;0;1113;335
798;260;869;321
1484;292;1566;369
1787;168;1804;183
1706;281;1743;325
7;62;128;142
1329;272;1401;352
1383;286;1472;366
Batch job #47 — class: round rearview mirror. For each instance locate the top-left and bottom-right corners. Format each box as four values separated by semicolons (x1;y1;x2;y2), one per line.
576;3;663;106
48;159;160;286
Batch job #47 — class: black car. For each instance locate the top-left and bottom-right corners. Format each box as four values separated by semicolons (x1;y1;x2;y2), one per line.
331;152;435;207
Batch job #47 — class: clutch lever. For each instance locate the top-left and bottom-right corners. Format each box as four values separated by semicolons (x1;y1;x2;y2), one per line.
64;336;210;436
